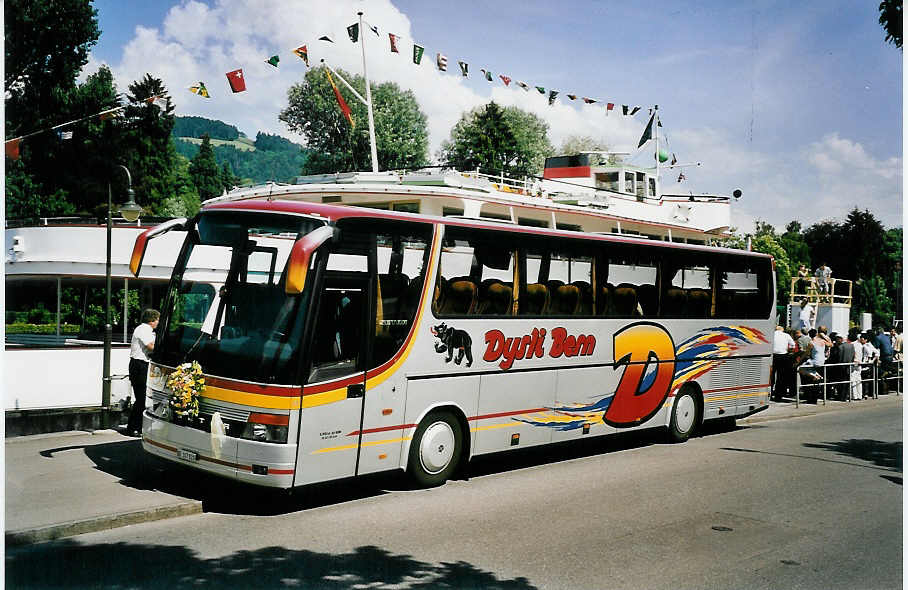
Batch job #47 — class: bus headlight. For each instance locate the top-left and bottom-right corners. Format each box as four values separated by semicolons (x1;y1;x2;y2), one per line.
241;413;289;443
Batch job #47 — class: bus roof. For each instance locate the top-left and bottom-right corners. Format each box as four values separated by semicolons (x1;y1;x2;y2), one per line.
203;198;770;259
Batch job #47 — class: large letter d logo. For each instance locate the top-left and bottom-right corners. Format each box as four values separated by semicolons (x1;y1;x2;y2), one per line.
605;322;676;427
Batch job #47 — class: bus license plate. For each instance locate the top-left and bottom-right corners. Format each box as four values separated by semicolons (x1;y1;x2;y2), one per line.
178;449;198;462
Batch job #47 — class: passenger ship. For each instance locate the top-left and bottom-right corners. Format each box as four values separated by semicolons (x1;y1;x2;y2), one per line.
5;152;736;415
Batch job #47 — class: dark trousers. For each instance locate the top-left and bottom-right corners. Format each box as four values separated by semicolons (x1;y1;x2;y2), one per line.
772;354;793;400
127;358;149;433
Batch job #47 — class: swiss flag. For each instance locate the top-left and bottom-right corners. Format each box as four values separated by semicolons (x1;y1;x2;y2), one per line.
226;69;246;93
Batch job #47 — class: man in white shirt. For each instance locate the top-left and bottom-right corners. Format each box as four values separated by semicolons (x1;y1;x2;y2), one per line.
772;326;796;401
858;332;879;399
798;298;815;332
126;309;160;436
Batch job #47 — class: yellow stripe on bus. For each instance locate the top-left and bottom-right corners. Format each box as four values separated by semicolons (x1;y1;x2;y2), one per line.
301;387;347;408
203;385;301;410
312;435;412;454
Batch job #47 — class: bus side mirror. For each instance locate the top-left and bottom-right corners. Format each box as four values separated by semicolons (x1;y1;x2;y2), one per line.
130;218;188;277
285;225;335;295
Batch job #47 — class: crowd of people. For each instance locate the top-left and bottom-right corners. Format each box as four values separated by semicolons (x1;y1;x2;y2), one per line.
771;322;902;403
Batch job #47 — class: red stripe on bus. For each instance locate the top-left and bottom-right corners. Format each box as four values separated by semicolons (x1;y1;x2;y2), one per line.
205;376;300;397
469;407;550;421
702;383;769;394
347;423;417;436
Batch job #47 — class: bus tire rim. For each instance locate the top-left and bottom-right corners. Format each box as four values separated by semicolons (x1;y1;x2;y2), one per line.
675;393;696;434
419;421;456;475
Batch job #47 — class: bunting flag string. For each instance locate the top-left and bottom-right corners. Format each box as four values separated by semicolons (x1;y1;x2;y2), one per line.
5;94;164;160
481;69;492;82
189;82;210;98
436;53;447;71
499;75;511;86
517;81;529;91
548;90;558;105
347;23;359;43
389;33;399;53
265;55;280;68
413;44;424;64
458;61;469;77
226;69;246;93
318;35;333;43
325;68;355;128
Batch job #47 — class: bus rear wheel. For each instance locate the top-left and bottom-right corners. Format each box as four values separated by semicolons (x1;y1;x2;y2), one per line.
407;410;462;487
668;387;699;443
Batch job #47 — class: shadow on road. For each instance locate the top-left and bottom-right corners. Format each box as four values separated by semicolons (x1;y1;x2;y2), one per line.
802;439;902;472
46;419;747;518
5;541;537;589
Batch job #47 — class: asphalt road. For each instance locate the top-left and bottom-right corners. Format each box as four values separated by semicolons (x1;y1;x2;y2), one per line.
6;402;902;590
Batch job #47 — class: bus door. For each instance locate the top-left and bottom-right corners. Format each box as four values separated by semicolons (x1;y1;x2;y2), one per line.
295;239;374;486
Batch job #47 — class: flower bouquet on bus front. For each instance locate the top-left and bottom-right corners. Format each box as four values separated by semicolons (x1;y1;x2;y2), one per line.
166;361;204;425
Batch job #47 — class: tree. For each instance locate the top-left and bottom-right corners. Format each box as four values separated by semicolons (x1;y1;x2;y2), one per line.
280;66;429;173
160;154;201;217
119;74;179;214
189;135;223;201
438;102;553;179
879;0;902;49
221;161;240;191
4;0;100;136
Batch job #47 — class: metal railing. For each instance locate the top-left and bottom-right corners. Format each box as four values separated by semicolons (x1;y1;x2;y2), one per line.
789;276;852;306
791;359;902;407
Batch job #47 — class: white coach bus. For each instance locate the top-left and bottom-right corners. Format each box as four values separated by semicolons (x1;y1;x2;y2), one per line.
132;198;774;489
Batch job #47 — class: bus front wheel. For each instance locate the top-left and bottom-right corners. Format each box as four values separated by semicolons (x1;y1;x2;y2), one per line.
408;410;462;487
668;387;699;443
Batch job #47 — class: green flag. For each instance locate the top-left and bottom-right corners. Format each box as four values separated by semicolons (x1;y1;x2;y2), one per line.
347;23;359;43
638;113;655;148
536;86;545;94
265;55;279;67
413;44;424;64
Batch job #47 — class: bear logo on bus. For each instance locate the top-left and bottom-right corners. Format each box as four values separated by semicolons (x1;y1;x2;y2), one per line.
431;323;473;367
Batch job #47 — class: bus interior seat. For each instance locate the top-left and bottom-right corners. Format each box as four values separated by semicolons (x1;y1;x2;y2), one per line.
546;279;565;294
664;287;687;316
478;281;513;315
522;283;549;315
687;288;712;318
612;284;638;316
439;278;477;315
549;284;580;316
638;283;657;316
572;281;593;315
379;272;409;319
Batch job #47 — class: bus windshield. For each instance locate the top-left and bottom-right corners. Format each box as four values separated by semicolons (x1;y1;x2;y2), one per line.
156;211;324;384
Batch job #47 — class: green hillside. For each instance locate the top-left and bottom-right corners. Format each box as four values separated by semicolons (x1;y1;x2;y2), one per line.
172;116;308;183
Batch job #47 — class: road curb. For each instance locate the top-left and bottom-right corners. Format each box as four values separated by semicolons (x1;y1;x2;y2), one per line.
741;395;902;425
5;501;203;546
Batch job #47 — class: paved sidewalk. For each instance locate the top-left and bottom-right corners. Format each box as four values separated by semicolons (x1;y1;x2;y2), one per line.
5;429;203;546
5;394;901;545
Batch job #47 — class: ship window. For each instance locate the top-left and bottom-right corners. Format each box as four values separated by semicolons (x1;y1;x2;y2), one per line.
596;172;620;192
623;172;635;194
635;172;646;200
648;177;657;197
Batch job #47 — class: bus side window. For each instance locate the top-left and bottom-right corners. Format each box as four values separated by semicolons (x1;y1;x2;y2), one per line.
373;224;431;367
434;227;514;317
718;257;773;319
604;244;658;317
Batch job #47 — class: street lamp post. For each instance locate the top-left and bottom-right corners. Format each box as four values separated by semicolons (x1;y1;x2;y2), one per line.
102;165;143;428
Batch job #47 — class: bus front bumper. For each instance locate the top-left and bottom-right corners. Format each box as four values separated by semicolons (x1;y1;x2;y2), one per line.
141;412;297;488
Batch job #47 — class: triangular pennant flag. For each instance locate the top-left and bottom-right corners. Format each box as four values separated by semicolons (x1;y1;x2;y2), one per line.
678;172;686;182
622;105;629;116
265;55;279;68
629;106;640;116
413;44;424;64
325;69;354;129
657;119;663;127
436;53;447;71
226;69;246;93
189;82;210;98
671;153;678;166
517;81;529;91
347;23;359;43
606;102;614;114
5;138;21;160
480;69;493;82
548;90;558;105
566;94;577;100
319;35;334;43
99;108;122;120
536;86;545;94
293;45;310;67
582;97;597;104
499;75;511;86
369;24;379;36
389;33;399;53
638;113;655;148
458;61;469;77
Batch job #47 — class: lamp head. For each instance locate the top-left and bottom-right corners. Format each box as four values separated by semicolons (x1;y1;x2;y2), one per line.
119;188;143;222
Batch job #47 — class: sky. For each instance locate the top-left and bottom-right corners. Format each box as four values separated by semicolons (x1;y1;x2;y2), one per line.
84;0;904;231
